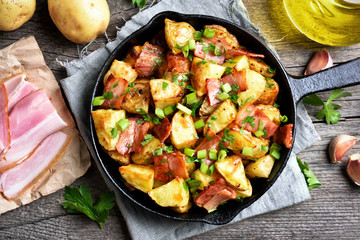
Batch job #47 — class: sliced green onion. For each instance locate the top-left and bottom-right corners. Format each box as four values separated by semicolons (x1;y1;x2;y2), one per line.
110;127;118;139
221;83;232;93
217;92;230;101
164;105;174;115
200;160;209;174
184;148;196;157
188;39;196;50
273;103;280;108
197;149;207;159
218;150;227;161
92;96;105;106
280;115;288;123
209;149;218;160
208;164;215;176
242;147;253;156
194;119;205;129
260;144;269;152
182;44;189;57
162;81;169;90
270;149;281;159
254;130;264;137
177;103;192;115
203;28;215;38
186;92;198;105
155;108;165;119
117;119;129;131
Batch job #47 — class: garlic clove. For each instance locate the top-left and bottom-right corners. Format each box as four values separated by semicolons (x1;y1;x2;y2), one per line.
346;153;360;186
328;135;358;163
304;49;334;75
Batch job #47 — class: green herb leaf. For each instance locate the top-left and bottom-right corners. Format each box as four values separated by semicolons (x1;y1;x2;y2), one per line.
62;185;115;229
141;134;153;146
132;0;147;8
302;94;324;106
296;158;322;190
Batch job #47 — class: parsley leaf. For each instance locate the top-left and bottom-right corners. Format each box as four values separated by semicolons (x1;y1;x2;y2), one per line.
303;89;352;124
141;134;153;146
296;158;322;190
62;185;115;229
132;0;146;8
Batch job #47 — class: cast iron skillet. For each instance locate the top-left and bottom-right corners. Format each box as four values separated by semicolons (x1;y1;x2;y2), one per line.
90;11;360;225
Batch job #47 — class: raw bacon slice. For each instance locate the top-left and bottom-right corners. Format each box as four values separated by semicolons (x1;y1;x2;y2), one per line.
132;121;150;153
226;49;265;59
194;178;236;210
235;103;279;139
0;90;68;173
221;70;248;93
116;118;138;155
152;117;171;143
205;78;222;106
194;42;225;65
0;83;10;161
167;53;190;73
3;73;38;112
134;42;165;77
101;74;128;109
0;131;71;200
273;123;294;149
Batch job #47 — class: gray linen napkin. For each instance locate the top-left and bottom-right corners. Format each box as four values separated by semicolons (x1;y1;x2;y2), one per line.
60;0;320;239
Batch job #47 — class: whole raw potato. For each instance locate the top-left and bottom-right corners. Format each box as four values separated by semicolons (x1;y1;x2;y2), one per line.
48;0;110;44
0;0;36;31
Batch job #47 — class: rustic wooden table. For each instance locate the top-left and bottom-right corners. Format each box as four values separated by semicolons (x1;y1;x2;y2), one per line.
1;0;360;239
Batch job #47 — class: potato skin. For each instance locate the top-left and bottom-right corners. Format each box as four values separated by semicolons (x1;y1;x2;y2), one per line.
48;0;110;44
119;164;155;193
121;80;151;114
150;79;183;109
248;57;276;78
237;68;266;106
0;0;35;31
103;60;138;84
254;79;279;106
165;18;195;54
245;155;276;179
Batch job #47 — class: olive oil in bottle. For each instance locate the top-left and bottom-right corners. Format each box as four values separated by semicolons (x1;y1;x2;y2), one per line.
283;0;360;46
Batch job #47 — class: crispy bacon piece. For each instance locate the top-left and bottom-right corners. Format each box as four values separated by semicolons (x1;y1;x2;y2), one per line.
194;42;225;65
221;70;248;93
132;121;150;153
134;42;165;77
226;49;265;59
0;131;71;200
167;53;190;73
194;178;236;211
196;135;222;166
203;37;232;51
273;123;293;149
0;83;10;161
3;73;38;112
101;74;128;109
0;90;68;173
153;152;189;182
205;78;222;107
153;155;170;182
150;30;169;49
152;117;171;143
235;103;279;139
116;118;137;155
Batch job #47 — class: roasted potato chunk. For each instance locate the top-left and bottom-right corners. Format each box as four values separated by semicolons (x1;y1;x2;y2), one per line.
91;109;126;151
222;55;249;73
171;111;198;149
199;97;219;116
122;80;151;114
192;169;222;190
131;137;162;164
124;45;142;67
107;151;130;165
103;60;138;84
232;178;252;198
245;155;276;179
172;202;192;213
215;155;249;191
148;177;190;207
150;79;183;109
119;164;154;193
254;78;279;106
234;137;270;160
248;57;276;78
256;104;281;125
227;129;256;151
191;57;226;97
204;24;240;50
204;99;237;136
237;69;266;106
165;18;195;54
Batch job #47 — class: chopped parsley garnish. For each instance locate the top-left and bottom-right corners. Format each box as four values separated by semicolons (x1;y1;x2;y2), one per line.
193;30;203;40
268;67;276;73
197;60;208;66
103;92;114;100
239;95;254;107
211;116;217;120
151;58;163;72
141;134;153;146
185;178;202;193
161;159;168;163
110;127;118;139
226;59;237;64
136;108;152;122
185;85;196;92
110;82;118;89
126;143;131;148
224;67;232;75
266;82;275;88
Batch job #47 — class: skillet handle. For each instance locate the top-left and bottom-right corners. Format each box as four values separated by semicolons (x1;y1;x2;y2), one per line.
288;57;360;104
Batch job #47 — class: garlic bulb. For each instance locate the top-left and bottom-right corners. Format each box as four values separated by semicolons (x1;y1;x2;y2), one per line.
304;49;333;75
328;135;358;163
346;153;360;186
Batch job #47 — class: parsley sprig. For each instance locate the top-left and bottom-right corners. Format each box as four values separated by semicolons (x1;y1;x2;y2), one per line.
62;185;115;229
132;0;146;8
303;89;351;124
296;158;322;190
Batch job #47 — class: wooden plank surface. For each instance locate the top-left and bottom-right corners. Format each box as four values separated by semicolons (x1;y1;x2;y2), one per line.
1;0;360;239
